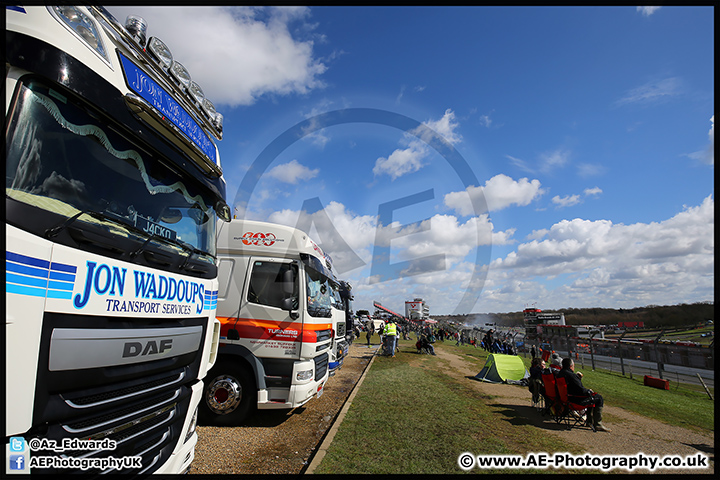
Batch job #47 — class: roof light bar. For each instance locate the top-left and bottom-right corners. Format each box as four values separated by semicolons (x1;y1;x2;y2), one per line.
147;37;173;70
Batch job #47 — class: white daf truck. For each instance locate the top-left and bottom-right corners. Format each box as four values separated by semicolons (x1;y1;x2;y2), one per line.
328;271;349;374
201;219;334;425
6;6;229;474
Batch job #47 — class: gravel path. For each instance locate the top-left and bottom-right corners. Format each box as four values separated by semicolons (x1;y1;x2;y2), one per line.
433;348;715;474
188;342;375;475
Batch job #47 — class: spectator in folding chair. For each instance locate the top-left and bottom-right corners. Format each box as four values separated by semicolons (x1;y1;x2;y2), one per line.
528;357;545;409
549;352;562;376
540;368;561;418
558;358;611;432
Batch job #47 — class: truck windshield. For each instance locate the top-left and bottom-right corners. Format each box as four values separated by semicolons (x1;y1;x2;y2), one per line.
329;281;343;310
6;79;219;262
302;255;332;318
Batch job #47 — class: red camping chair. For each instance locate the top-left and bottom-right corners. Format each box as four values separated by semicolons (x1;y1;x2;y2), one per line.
541;349;551;362
540;371;562;419
555;376;596;432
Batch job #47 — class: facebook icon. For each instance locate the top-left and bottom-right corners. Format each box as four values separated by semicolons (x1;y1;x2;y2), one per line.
9;455;25;470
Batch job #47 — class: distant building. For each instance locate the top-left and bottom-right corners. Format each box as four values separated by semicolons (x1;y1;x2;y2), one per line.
405;298;430;321
523;307;565;340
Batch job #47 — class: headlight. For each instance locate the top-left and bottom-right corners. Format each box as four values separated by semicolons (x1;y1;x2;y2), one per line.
184;406;198;444
296;369;314;381
49;6;109;64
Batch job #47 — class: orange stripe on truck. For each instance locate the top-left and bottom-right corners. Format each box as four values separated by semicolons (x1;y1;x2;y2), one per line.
217;316;331;343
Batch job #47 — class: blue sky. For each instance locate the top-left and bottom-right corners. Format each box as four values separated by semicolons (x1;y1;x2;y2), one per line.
108;6;714;315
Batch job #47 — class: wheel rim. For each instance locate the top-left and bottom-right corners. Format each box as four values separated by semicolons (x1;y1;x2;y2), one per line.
206;375;242;414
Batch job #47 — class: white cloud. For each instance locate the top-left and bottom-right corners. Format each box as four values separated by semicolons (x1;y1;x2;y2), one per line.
266;159;319;184
444;174;544;216
709;115;715;165
419;109;462;145
506;154;533;173
263;199;518;312
615;77;681;107
685;115;715;165
300;196;714;314
584;187;603;196
107;6;326;106
577;163;605;178
373;109;461;180
484;195;714;311
372;144;427;180
540;148;571;172
552;194;581;208
637;6;661;17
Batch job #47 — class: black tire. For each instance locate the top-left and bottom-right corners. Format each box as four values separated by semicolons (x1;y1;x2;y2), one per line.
199;360;256;426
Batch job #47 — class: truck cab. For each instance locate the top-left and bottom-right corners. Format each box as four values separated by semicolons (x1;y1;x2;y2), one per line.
201;219;334;425
328;279;348;373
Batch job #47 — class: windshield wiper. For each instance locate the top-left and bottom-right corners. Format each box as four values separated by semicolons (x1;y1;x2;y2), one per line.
45;209;88;238
128;232;159;259
44;209;135;239
45;208;212;268
176;239;208;272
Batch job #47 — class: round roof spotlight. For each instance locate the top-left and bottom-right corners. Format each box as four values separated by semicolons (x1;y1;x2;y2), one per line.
202;98;217;118
189;81;205;106
213;112;224;133
124;15;147;47
147;37;173;70
170;61;191;89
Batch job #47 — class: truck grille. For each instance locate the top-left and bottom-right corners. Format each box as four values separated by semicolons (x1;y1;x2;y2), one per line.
316;329;332;342
314;353;329;381
26;312;206;475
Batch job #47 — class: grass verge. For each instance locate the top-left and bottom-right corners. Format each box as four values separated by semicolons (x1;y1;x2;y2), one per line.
439;339;713;432
315;338;713;474
315;341;576;474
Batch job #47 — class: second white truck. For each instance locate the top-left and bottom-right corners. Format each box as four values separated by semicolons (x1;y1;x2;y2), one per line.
200;219;335;425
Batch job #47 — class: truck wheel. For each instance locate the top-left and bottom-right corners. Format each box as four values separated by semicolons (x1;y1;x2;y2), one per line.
200;361;255;426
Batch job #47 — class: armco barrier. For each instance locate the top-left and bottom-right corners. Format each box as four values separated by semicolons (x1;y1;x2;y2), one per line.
644;375;670;390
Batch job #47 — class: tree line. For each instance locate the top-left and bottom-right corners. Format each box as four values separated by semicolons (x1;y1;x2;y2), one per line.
435;302;714;329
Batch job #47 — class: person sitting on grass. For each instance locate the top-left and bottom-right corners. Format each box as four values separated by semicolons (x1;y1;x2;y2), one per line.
416;334;436;355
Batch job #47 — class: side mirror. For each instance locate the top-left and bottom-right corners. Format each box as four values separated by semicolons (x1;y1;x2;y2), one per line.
281;297;299;320
216;201;232;222
282;268;295;295
281;268;298;319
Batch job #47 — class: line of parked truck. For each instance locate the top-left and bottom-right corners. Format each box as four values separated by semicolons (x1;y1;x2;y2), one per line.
200;219;354;426
5;5;352;473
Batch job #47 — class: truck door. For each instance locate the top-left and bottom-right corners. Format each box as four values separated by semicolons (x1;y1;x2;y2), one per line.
237;258;301;359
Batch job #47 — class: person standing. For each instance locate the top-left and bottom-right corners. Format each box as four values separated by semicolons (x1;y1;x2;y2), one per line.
531;344;537;359
384;319;398;357
366;319;374;346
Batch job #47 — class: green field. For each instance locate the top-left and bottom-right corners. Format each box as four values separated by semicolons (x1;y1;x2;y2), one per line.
314;338;714;474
